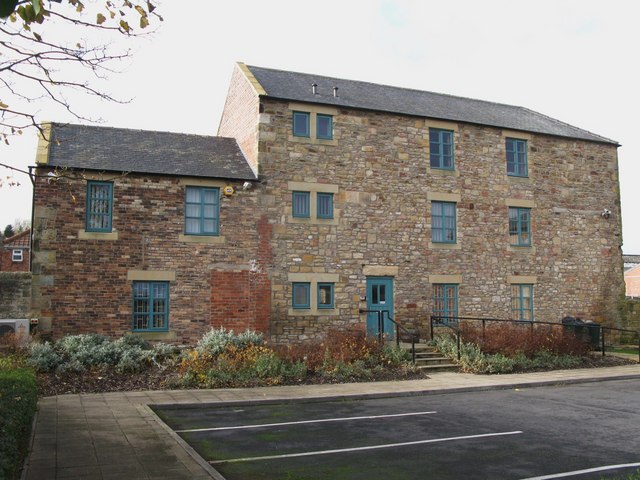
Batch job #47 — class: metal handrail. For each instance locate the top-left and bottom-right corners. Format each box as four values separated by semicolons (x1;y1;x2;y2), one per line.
430;315;640;363
359;309;419;363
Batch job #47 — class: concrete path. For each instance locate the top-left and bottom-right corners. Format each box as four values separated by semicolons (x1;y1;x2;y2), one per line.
22;364;640;480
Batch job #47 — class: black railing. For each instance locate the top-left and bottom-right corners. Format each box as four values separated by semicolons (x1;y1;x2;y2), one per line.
430;315;640;363
359;309;419;363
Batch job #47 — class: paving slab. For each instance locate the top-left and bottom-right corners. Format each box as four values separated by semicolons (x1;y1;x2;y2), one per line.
21;364;640;480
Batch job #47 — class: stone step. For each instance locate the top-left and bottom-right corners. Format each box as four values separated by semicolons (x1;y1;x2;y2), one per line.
416;363;459;372
415;356;452;365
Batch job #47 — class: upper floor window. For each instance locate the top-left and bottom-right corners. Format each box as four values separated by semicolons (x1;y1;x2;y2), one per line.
292;191;311;218
316;114;333;140
132;281;169;332
506;138;528;177
292;282;311;309
185;186;219;235
511;284;533;321
509;207;531;246
429;128;454;170
431;201;456;243
12;249;23;262
293;111;310;137
86;181;113;232
316;192;334;219
433;284;458;323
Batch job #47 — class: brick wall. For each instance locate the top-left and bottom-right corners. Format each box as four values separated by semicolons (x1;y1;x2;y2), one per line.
0;248;29;272
218;64;260;174
32;172;270;343
251;99;625;342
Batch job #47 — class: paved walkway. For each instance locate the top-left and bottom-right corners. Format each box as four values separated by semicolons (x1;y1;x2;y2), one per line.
22;364;640;480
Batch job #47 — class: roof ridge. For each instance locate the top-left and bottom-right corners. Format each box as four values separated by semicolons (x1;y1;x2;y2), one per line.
49;122;236;142
247;64;529;112
3;229;30;245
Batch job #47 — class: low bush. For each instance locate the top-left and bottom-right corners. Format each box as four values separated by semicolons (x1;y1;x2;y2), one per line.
0;363;38;480
433;333;586;374
196;327;264;356
27;334;181;373
459;323;591;357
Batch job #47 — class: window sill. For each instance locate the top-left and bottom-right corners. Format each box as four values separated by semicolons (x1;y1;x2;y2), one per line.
508;245;536;253
288;308;339;316
506;174;532;183
78;230;119;241
287;216;339;226
178;234;226;244
427;167;459;177
429;242;461;250
287;135;338;146
131;331;175;341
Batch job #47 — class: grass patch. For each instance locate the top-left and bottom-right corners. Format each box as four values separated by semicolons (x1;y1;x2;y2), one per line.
601;469;640;480
0;356;38;480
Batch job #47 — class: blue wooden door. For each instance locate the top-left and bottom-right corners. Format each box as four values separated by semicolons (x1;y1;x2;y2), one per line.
366;277;394;339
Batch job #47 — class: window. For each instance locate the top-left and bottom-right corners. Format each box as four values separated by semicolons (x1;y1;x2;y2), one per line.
317;283;334;309
433;284;458;322
316;114;333;140
132;281;169;331
509;207;531;246
506;138;528;177
86;181;113;232
12;249;23;262
292;191;310;218
293;111;310;137
292;282;310;309
429;128;454;170
511;284;533;321
185;187;219;235
431;201;456;243
316;193;334;219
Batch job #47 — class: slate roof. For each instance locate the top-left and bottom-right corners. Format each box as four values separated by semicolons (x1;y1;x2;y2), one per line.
624;255;640;265
45;123;257;180
246;65;618;145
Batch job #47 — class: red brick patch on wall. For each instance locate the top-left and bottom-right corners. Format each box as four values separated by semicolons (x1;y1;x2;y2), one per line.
210;270;271;336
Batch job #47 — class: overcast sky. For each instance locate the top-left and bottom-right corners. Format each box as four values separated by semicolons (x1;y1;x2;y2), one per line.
1;0;638;252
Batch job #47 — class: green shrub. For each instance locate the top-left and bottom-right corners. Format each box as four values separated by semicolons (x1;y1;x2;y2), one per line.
196;327;263;356
26;342;62;372
0;368;38;480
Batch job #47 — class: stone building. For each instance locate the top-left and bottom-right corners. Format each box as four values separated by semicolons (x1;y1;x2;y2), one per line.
31;63;625;342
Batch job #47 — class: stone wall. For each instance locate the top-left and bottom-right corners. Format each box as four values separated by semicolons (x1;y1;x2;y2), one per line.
0;272;31;319
252;99;624;342
31;172;269;343
623;298;640;332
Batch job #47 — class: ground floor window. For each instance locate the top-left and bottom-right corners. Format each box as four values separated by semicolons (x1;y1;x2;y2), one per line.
132;281;169;331
511;284;533;321
12;249;23;262
292;282;310;309
433;284;458;322
317;283;334;309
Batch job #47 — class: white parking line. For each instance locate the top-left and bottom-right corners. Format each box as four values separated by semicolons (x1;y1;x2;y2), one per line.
209;430;524;465
175;410;437;433
520;462;640;480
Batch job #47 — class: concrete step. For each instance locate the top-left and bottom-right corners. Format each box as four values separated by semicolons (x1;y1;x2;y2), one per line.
416;363;459;372
400;343;459;372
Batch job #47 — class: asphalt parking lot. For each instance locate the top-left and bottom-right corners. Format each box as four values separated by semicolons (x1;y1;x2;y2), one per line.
151;379;640;480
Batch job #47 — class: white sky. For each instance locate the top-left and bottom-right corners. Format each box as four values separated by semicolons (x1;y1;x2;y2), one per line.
1;0;638;252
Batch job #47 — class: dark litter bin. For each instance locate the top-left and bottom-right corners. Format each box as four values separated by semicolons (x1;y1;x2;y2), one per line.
562;316;601;349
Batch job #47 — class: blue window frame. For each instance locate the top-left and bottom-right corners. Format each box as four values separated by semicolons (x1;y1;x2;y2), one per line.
506;138;528;177
292;191;310;218
511;284;534;321
317;193;334;219
132;281;169;331
316;114;333;140
431;201;456;243
429;128;454;170
292;282;310;309
509;207;531;246
293;111;310;137
185;186;219;235
433;284;458;323
86;181;113;232
317;283;334;309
